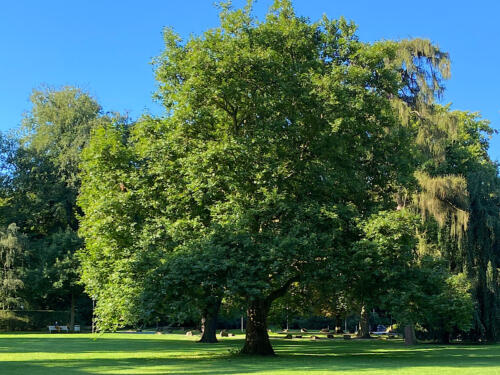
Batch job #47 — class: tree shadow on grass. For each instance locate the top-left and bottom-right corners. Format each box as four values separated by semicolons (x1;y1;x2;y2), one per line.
0;335;232;355
0;335;499;374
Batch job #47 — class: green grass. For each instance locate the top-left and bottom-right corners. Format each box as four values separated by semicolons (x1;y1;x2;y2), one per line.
1;332;500;374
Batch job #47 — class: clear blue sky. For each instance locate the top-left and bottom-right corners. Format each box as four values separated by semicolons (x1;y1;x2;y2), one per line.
1;1;499;161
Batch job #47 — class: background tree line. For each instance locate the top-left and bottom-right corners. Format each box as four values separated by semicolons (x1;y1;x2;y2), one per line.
0;87;128;327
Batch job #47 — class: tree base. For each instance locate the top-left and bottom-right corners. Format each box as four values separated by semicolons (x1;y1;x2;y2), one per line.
198;335;218;343
240;299;275;356
240;341;275;356
356;333;372;339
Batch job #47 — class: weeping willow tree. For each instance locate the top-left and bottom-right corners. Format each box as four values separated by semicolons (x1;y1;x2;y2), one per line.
390;40;469;234
388;39;469;241
409;110;499;341
414;108;499;341
388;38;500;342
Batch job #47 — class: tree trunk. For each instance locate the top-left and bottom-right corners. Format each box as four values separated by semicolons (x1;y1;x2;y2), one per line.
439;330;450;344
357;305;371;338
404;324;417;345
240;276;298;355
199;299;221;343
70;292;75;330
240;299;274;355
334;315;342;333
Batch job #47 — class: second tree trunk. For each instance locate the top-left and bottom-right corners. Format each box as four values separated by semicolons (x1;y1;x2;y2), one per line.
199;300;221;343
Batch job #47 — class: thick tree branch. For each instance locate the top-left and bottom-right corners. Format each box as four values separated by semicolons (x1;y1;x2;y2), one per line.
266;274;300;303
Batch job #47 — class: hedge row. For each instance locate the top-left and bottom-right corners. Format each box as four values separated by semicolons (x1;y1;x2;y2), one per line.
0;310;70;331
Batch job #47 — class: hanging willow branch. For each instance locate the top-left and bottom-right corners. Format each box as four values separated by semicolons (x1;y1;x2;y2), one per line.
395;38;450;106
414;171;469;239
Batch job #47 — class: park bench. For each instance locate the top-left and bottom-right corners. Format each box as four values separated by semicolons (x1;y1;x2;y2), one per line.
48;325;69;333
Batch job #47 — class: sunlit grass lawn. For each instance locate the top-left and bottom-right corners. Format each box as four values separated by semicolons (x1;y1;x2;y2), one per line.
1;331;499;374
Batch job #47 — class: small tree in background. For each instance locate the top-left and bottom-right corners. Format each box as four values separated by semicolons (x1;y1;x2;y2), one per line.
0;224;26;310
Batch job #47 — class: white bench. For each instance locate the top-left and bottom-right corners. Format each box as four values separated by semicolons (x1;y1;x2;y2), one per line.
48;325;69;333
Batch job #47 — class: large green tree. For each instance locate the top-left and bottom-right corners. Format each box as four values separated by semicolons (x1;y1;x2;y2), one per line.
79;0;420;354
78;0;497;353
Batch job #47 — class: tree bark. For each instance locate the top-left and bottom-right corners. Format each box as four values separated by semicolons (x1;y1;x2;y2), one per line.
404;324;417;345
198;299;221;343
70;292;75;330
357;305;371;338
240;299;274;355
